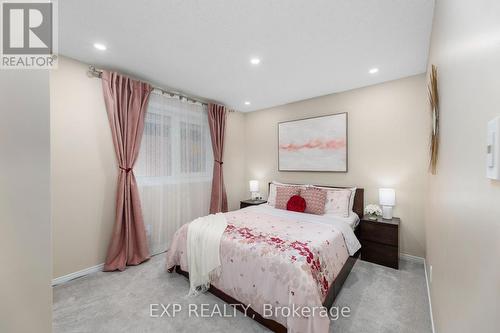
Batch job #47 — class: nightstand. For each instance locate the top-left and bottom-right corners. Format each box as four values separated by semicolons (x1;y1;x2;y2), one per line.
240;199;267;209
360;215;400;269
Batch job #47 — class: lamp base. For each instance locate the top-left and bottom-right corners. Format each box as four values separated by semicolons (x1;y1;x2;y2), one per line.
251;192;260;200
382;206;393;219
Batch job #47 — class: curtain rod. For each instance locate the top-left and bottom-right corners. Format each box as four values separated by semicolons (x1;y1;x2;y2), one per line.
87;65;233;111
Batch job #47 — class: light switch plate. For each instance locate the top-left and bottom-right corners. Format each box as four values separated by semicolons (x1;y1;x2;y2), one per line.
487;117;500;180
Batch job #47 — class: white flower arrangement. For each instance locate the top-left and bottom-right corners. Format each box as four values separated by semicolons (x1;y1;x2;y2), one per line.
364;204;382;217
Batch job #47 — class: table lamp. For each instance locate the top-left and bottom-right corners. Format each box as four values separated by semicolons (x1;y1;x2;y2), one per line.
379;188;395;219
249;180;259;200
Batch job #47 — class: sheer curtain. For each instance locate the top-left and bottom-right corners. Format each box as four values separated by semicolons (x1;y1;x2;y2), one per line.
135;92;213;255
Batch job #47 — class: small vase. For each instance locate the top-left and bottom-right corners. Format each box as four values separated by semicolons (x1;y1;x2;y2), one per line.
368;214;378;220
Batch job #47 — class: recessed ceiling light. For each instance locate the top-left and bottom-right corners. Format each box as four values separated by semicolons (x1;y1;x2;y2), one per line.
369;68;379;74
244;101;251;105
250;58;261;65
93;43;107;51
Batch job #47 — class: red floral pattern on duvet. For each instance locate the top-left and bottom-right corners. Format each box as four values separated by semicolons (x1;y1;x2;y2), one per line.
166;207;350;333
224;224;330;297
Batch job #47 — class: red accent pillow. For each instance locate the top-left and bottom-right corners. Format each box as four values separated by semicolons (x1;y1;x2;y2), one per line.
275;186;301;209
300;187;327;215
286;195;306;213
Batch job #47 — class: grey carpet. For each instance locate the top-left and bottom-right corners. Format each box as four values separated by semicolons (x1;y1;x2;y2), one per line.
53;253;432;333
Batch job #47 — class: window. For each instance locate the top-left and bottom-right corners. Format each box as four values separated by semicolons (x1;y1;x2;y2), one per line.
139;113;172;177
135;95;213;183
180;121;207;174
135;92;213;255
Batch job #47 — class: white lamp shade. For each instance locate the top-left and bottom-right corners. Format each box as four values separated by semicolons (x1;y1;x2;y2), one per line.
379;188;395;206
249;180;259;192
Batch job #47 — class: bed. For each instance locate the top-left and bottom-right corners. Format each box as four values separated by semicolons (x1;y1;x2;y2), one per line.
167;185;363;333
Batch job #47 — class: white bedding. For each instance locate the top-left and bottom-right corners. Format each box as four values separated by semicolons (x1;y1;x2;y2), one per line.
261;203;360;229
246;204;361;256
186;213;228;295
326;211;360;229
168;202;359;333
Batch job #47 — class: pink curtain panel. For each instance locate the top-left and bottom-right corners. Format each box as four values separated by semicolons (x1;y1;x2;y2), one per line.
101;71;152;271
208;103;228;214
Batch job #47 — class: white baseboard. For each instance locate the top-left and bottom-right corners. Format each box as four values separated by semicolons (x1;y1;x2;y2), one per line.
52;263;104;286
51;252;167;287
423;259;436;333
398;253;435;332
399;252;425;263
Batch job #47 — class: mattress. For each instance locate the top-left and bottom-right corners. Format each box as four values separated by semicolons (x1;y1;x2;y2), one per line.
166;205;361;333
259;203;360;230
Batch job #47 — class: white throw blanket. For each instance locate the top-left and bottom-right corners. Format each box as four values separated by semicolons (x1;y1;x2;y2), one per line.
186;213;228;296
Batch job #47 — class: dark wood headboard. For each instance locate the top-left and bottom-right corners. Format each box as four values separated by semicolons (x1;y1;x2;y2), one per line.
268;182;364;218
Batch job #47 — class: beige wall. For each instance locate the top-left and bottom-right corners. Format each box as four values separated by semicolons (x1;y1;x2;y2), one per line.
51;57;117;278
244;75;429;257
51;56;247;277
0;71;52;332
425;1;500;332
224;111;247;211
52;58;428;276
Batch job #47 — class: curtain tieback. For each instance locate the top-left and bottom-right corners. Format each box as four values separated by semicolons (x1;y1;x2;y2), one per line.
215;160;223;165
119;166;133;173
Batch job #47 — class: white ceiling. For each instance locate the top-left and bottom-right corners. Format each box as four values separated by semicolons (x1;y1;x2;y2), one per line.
59;0;435;112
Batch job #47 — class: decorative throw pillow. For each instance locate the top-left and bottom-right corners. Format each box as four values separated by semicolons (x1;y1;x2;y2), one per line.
300;187;327;215
286;195;306;212
314;186;357;216
268;181;308;207
275;186;301;210
324;189;352;217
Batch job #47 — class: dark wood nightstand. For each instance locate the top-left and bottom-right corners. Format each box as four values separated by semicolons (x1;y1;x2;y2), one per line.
240;199;267;209
360;215;400;269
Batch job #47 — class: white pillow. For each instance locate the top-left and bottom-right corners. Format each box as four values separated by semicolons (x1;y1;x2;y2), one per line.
313;186;357;217
324;189;351;217
267;181;309;207
349;187;357;212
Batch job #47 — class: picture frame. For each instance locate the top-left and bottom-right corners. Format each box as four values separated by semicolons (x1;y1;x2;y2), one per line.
278;112;348;172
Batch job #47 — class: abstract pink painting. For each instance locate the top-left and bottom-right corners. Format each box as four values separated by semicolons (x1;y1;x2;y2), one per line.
278;113;347;172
